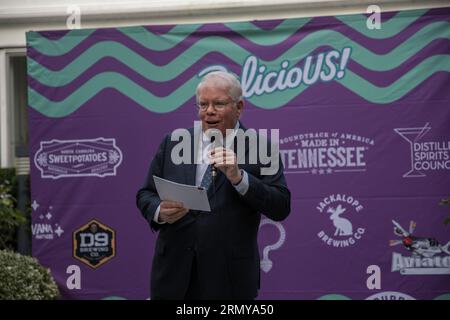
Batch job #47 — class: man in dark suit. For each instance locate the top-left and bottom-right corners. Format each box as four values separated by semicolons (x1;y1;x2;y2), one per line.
136;71;291;300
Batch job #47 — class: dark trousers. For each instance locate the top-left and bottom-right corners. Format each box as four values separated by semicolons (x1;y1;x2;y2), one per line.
183;255;256;300
184;256;201;300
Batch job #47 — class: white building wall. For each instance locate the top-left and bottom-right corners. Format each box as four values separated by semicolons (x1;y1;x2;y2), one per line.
1;0;449;48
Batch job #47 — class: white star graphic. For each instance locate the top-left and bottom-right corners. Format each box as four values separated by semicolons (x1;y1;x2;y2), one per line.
31;200;40;211
54;226;64;237
46;212;52;220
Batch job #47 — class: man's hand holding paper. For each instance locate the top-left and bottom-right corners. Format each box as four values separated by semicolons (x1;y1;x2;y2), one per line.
153;175;211;213
158;200;189;224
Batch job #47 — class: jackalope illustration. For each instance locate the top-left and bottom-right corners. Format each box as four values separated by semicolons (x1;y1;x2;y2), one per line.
327;204;353;236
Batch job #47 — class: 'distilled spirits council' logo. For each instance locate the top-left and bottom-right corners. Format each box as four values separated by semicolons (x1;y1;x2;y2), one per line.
34;137;123;179
394;123;450;178
280;131;374;175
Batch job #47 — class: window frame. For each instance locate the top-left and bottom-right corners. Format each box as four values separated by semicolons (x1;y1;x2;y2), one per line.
0;48;27;168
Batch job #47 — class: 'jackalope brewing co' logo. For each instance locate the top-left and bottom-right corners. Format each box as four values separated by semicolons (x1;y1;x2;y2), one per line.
316;194;365;248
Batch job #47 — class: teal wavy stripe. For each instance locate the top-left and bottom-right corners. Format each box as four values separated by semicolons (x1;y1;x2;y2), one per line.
28;21;450;87
121;19;312;51
29;55;450;117
224;19;311;45
28;9;427;56
28;19;310;57
116;24;201;51
335;9;428;39
27;29;96;56
29;72;199;117
26;25;202;57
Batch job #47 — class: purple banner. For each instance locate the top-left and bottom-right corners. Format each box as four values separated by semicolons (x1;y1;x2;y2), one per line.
27;7;450;300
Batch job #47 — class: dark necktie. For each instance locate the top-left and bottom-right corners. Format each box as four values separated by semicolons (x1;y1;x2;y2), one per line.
200;164;212;190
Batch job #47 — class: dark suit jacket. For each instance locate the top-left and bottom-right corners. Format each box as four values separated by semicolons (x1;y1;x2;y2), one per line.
136;123;291;300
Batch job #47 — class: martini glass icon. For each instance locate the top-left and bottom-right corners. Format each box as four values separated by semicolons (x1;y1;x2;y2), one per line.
394;123;431;177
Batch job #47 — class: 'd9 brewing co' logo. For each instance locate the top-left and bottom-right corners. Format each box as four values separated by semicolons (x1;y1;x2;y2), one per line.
73;219;116;269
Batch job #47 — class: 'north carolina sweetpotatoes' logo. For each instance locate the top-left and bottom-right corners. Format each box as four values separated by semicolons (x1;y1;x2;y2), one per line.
34;137;122;179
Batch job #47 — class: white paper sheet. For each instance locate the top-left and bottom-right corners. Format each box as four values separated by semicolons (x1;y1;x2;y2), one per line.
153;175;211;212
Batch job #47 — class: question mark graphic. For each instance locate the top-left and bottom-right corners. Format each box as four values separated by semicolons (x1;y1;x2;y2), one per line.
259;218;286;273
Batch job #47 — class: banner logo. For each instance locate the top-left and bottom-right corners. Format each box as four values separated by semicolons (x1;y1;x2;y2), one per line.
394;123;450;177
259;219;286;273
199;49;352;100
389;220;450;275
280;132;373;175
366;291;415;300
34;138;123;179
31;204;64;240
316;194;365;247
73;219;116;269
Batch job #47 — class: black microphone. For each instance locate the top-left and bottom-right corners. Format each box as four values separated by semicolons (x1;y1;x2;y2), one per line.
210;136;217;179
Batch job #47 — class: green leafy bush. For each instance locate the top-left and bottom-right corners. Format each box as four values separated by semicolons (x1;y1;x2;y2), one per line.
0;250;60;299
0;168;26;250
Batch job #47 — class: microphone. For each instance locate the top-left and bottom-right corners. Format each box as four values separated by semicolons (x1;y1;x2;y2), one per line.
210;136;217;179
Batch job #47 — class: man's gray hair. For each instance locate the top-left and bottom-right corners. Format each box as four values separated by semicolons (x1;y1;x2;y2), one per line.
196;71;243;103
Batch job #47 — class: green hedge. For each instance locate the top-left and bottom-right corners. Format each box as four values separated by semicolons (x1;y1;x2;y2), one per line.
0;250;59;299
0;168;26;250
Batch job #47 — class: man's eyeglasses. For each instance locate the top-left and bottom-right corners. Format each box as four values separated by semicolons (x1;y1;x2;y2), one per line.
195;100;235;111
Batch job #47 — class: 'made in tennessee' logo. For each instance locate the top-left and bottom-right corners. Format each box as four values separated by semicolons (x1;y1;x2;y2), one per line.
34;138;123;179
280;131;373;175
73;219;116;269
